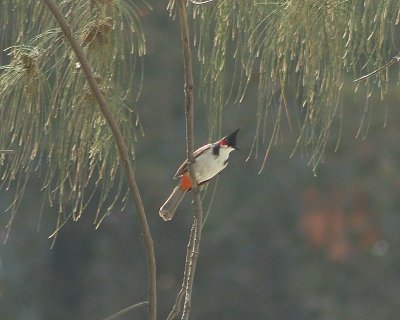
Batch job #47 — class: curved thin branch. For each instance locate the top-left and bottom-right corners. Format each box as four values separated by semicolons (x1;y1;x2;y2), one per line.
41;1;157;319
189;0;215;4
353;56;400;83
100;301;149;320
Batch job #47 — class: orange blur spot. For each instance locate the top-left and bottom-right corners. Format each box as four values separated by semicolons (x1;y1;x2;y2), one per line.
180;173;192;191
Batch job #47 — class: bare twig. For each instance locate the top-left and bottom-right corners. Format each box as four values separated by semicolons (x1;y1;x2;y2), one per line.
0;150;15;154
167;288;185;320
169;0;205;319
189;0;215;4
181;217;202;320
100;301;148;320
41;1;157;319
166;222;196;320
353;56;400;83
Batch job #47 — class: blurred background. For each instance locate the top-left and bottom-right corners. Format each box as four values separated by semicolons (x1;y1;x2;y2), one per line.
1;2;400;320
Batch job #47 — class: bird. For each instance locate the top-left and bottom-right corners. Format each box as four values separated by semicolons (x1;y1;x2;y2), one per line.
159;129;239;221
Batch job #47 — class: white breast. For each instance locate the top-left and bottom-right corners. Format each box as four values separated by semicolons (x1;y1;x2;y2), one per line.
193;146;234;184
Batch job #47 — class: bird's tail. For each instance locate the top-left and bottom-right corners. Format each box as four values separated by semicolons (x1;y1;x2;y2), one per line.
159;185;187;221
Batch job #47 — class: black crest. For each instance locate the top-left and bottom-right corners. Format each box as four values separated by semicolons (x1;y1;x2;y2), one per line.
225;128;239;149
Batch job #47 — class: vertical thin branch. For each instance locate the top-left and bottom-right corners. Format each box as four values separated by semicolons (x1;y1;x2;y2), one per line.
180;217;202;320
41;1;157;319
166;222;196;320
176;0;205;319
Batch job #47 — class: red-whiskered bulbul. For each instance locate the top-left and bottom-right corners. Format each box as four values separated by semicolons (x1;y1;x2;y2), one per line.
159;129;239;221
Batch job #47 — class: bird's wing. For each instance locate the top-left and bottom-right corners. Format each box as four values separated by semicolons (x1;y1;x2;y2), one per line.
173;143;212;179
173;160;188;180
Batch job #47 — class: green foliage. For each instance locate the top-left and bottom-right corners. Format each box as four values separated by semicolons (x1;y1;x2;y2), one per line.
189;0;400;170
1;0;400;236
0;0;148;238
